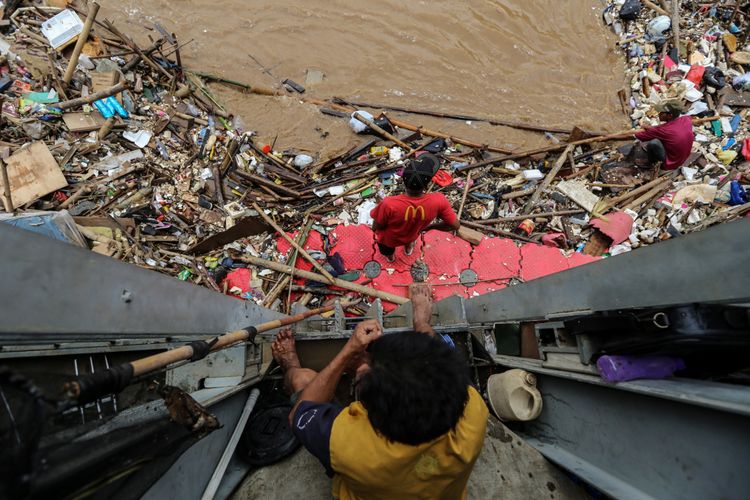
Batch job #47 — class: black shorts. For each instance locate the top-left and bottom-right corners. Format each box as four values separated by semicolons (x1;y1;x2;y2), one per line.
377;242;395;257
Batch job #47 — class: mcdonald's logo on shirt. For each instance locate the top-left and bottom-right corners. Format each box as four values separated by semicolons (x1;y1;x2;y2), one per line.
404;205;426;222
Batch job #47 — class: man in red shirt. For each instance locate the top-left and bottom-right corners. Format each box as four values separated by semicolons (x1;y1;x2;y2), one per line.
370;154;460;262
632;100;694;171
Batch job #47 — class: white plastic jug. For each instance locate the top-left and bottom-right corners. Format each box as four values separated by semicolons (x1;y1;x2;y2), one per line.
487;369;543;422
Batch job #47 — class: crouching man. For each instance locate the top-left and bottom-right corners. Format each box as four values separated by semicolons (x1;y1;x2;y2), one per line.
272;285;488;499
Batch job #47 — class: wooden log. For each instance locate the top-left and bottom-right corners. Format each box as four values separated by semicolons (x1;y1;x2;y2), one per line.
522;144;574;214
56;82;129;110
251;203;336;284
457;225;483;245
237;255;410;305
63;1;100;85
0;157;13;213
97;117;115;141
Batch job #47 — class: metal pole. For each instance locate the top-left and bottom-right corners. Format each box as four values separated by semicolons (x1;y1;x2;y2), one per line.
201;388;260;500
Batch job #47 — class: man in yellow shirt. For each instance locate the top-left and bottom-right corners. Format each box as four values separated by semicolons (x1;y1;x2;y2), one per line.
272;285;488;499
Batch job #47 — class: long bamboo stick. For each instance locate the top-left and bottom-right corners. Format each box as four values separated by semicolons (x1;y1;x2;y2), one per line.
63;2;100;85
353;111;412;150
457;171;472;220
263;219;314;307
237;254;410;305
302;97;514;154
56;81;129;110
335;98;573;134
476;209;585;224
602;174;672;210
252;202;336;284
65;305;334;403
672;0;681;61
458;115;721;172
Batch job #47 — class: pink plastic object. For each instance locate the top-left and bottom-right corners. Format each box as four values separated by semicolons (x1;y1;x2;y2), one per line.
590;211;634;246
685;66;706;86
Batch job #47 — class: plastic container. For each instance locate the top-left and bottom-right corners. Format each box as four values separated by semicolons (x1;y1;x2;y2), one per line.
596;355;685;383
293;154;313;168
487;369;543;421
41;10;84;49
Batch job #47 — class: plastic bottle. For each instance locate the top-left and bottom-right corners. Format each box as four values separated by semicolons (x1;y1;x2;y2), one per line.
596;355;686;383
370;146;389;157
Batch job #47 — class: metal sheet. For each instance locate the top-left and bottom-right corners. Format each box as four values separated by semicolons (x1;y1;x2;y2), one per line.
464;219;750;323
519;375;750;500
0;224;283;340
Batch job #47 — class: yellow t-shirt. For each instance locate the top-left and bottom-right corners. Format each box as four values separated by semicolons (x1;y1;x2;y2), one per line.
329;386;488;500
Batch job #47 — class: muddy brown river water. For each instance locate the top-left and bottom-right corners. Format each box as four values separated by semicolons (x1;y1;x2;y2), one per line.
99;0;626;159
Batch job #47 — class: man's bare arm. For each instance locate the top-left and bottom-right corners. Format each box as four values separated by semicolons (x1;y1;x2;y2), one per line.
424;219;460;232
289;320;382;423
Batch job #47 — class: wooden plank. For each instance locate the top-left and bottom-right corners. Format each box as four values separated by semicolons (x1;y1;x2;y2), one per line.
0;143;68;210
63;112;106;132
722;89;750;107
556;180;600;213
90;71;118;94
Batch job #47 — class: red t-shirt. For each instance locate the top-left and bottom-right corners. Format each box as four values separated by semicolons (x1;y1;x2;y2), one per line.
370;193;457;247
634;115;694;170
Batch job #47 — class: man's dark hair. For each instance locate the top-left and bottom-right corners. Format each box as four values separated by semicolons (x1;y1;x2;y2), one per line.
403;154;438;192
357;332;470;445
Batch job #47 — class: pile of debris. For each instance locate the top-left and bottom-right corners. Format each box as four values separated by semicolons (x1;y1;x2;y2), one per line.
0;1;748;314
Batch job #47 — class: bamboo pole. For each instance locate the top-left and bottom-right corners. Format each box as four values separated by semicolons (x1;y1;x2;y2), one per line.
460;220;535;243
63;2;100;85
301;97;514;154
352;111;412;150
189;71;283;96
624;180;671;210
251;203;336;284
56;81;129;110
459;115;720;172
672;0;681;61
263;219;314;307
336;98;573;134
644;0;669;16
602;174;673;210
65;305;335;403
476;209;585;224
457;171;472;220
237;254;410;305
